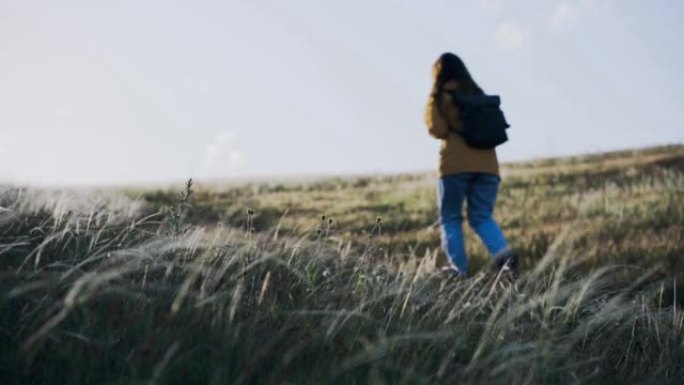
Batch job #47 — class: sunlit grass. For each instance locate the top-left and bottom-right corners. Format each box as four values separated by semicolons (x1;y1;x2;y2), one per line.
1;145;683;384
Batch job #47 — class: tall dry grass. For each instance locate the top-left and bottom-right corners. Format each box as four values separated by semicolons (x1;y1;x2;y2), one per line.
1;146;683;384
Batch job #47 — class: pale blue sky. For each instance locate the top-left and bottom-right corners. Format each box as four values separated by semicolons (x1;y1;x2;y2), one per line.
0;0;682;185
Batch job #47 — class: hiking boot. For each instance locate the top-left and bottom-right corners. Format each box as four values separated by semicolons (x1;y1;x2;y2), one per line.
440;265;467;280
492;252;519;276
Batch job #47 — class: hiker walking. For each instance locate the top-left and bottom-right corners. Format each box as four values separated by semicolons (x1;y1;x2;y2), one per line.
424;52;517;277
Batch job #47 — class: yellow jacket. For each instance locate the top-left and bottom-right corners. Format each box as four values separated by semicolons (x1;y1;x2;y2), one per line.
424;80;500;177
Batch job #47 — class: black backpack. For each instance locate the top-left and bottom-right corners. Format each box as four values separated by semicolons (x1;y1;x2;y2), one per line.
449;92;510;149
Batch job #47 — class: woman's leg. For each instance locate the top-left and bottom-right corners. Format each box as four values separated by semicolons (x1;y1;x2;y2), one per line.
438;174;470;275
466;174;510;258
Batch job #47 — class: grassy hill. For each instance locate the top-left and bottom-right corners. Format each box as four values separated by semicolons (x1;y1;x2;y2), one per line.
1;144;683;384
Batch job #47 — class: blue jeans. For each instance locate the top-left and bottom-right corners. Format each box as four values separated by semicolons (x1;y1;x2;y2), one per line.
437;173;509;276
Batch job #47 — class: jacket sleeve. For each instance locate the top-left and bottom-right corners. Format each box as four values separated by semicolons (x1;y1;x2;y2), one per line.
424;94;450;140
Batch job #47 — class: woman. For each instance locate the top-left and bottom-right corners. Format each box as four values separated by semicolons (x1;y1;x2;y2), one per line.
424;52;517;277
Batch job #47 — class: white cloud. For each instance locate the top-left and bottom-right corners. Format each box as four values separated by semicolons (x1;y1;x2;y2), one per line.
549;2;579;32
200;132;244;176
479;0;506;12
550;0;608;32
581;0;604;9
495;20;527;50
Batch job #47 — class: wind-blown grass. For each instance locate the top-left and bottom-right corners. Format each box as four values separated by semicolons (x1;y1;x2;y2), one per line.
1;145;683;384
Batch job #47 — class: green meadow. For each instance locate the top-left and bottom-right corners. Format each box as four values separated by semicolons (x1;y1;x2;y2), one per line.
1;144;683;384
